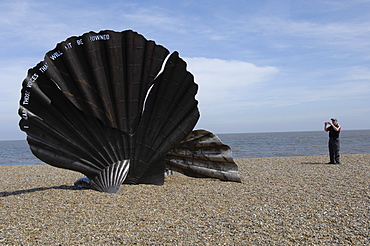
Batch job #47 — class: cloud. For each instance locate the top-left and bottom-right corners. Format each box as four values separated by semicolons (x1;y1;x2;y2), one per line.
121;7;184;30
344;66;370;81
184;57;370;111
185;57;279;104
250;17;370;52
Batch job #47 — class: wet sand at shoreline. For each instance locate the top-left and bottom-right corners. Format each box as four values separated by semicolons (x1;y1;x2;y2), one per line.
1;154;369;245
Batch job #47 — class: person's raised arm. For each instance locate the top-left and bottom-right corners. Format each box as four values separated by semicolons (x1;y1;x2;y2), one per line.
324;122;330;131
331;124;340;131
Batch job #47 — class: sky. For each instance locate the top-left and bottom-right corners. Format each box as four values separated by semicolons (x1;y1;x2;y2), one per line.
1;0;370;140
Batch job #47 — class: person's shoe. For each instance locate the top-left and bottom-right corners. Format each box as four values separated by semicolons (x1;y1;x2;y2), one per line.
327;162;335;164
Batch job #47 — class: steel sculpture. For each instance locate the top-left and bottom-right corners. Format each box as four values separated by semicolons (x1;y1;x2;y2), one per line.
19;30;241;193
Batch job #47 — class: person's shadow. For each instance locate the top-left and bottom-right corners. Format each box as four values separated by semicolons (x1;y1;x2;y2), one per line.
300;162;326;165
0;185;77;197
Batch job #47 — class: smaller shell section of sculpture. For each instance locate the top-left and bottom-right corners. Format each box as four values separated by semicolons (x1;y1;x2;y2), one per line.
19;30;200;192
166;130;241;182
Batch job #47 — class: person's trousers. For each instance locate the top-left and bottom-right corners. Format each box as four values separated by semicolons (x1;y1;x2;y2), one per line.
328;138;340;163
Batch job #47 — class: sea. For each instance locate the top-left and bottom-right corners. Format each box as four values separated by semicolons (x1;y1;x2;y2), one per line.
0;130;369;166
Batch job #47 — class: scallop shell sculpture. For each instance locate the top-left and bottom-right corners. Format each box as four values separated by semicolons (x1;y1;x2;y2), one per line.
166;129;241;182
19;30;240;193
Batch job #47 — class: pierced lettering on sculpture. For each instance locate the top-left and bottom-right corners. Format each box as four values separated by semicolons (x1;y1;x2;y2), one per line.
21;109;28;120
26;73;39;88
39;62;48;73
64;42;73;50
89;34;110;42
48;34;111;62
77;39;83;45
49;50;63;60
22;91;31;105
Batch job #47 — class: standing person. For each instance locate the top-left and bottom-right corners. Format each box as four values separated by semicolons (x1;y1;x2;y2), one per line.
324;118;341;164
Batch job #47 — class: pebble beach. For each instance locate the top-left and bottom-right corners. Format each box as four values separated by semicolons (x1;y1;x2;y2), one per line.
1;154;369;245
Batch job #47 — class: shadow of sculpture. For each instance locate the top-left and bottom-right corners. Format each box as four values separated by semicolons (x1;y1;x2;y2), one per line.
0;185;77;197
